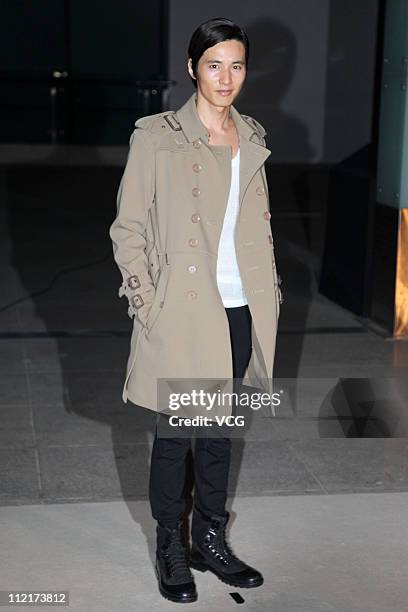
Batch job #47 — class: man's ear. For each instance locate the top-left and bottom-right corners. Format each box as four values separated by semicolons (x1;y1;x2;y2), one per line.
187;58;196;80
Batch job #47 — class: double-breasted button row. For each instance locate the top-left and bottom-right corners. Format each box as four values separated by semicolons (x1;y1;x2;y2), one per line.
256;186;265;195
187;263;198;305
189;148;201;286
263;210;271;220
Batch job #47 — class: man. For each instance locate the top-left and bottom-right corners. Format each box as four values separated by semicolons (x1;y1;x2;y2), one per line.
110;17;282;604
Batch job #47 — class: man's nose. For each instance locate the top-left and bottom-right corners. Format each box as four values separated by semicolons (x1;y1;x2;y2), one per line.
219;69;232;85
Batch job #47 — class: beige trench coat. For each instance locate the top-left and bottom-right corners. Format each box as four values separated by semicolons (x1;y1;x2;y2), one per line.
109;91;282;416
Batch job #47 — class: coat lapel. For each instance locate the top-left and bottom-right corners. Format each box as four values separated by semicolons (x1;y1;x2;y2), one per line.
235;127;271;211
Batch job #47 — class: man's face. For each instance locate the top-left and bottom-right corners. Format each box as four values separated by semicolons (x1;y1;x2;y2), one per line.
188;39;247;107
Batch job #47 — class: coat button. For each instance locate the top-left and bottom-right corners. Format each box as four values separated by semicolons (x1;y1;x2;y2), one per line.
192;163;202;172
187;290;197;299
187;265;197;273
256;186;265;195
188;238;199;247
192;187;201;197
263;210;271;220
193;139;202;149
191;213;201;223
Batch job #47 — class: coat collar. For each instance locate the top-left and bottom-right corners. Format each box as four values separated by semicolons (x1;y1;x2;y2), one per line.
175;91;261;145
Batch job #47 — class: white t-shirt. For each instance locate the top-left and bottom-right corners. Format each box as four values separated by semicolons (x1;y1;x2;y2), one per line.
216;148;248;307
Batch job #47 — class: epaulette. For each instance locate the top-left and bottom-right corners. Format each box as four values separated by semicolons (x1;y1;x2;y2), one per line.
134;111;181;135
241;114;267;138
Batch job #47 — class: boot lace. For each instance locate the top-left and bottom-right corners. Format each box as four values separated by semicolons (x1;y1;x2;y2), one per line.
163;530;192;581
204;521;240;566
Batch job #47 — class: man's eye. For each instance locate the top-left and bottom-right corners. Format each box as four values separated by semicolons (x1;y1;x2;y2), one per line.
208;64;243;70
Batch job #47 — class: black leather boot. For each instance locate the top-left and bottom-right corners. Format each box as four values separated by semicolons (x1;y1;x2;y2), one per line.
155;519;198;603
190;509;263;588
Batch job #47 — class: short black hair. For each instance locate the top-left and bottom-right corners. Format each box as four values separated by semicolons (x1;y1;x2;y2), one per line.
188;17;249;89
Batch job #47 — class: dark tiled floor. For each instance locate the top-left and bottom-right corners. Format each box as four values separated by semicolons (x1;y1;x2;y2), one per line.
0;163;408;506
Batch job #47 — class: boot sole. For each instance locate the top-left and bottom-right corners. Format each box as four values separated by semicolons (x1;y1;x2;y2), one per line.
189;559;264;589
155;564;198;603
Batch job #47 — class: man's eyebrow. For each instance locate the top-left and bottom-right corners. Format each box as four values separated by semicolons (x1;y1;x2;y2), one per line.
205;59;245;64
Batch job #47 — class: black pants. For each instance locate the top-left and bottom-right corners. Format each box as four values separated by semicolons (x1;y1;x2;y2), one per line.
149;304;252;527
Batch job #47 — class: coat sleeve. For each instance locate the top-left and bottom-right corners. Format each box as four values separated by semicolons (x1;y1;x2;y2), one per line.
109;126;156;326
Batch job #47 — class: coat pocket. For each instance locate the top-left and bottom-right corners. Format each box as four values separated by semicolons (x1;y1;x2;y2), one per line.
145;260;170;334
269;240;283;319
147;243;161;287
